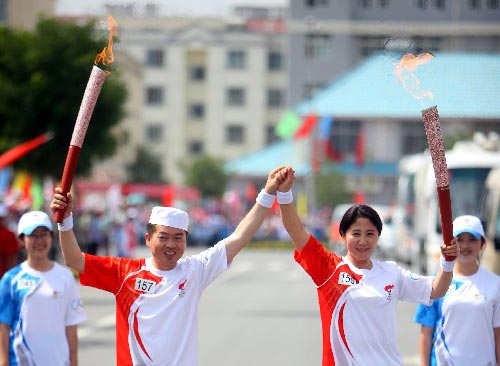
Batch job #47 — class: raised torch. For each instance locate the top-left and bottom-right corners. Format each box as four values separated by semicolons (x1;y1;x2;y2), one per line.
422;106;454;260
54;16;117;223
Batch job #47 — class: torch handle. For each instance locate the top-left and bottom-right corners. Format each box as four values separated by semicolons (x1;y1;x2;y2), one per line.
54;145;81;223
437;186;454;261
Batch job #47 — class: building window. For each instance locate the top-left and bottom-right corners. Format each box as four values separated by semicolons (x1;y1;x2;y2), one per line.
414;0;429;8
411;36;442;54
188;141;204;155
267;89;284;108
469;0;481;9
303;82;325;100
145;87;164;105
146;49;164;67
226;125;245;144
189;104;205;118
145;124;163;143
226;88;245;106
487;0;499;9
305;0;329;7
401;121;428;155
268;52;283;71
305;34;333;59
359;0;373;8
266;125;279;145
226;50;246;69
330;121;361;155
190;65;205;81
435;0;446;9
0;0;6;22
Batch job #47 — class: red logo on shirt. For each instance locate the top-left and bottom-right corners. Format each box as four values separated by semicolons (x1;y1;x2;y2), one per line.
384;284;394;301
178;279;187;297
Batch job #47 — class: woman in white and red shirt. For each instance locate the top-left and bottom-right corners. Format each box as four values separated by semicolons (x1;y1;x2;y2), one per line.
276;166;457;366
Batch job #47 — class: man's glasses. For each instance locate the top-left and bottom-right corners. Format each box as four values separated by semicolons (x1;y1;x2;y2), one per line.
26;232;51;240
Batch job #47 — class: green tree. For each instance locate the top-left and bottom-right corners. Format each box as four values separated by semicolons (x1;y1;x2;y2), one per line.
0;17;126;177
184;156;227;198
127;146;165;183
315;170;351;208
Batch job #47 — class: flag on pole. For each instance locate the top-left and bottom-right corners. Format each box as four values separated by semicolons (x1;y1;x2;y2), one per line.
318;116;333;140
275;110;302;139
354;128;366;167
0;132;53;170
326;139;343;162
294;113;318;140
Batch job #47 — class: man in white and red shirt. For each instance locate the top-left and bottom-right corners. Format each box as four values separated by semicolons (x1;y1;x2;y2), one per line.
51;166;288;366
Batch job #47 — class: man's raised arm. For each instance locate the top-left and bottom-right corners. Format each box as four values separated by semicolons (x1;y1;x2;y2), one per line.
50;189;85;273
224;165;288;264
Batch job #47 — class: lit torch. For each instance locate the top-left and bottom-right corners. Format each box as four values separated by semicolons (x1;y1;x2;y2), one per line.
54;16;118;223
394;53;454;260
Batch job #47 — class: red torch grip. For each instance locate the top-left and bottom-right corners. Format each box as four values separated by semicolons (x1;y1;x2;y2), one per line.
437;186;454;261
54;145;81;223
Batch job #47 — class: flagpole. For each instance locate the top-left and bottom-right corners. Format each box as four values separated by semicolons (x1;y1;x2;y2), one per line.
307;121;318;216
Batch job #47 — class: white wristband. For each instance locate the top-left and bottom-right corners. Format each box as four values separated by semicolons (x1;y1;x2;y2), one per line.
57;212;74;232
440;255;455;272
256;189;275;208
277;190;293;204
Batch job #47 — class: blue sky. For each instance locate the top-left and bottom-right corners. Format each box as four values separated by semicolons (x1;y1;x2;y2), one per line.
56;0;286;16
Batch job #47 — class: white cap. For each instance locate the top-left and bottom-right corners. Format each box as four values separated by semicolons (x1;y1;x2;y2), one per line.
149;206;189;232
0;203;7;217
453;215;484;240
17;211;53;236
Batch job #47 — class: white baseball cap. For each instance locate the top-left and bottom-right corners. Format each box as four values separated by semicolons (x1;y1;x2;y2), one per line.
17;211;53;236
149;206;189;232
453;215;484;240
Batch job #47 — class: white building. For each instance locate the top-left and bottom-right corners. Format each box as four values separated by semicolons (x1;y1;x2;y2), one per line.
101;5;287;184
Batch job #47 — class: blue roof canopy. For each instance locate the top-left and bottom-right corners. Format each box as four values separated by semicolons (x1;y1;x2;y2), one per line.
225;139;310;177
296;52;500;119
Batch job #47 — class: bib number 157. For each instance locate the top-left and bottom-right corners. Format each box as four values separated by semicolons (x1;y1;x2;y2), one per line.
135;278;156;294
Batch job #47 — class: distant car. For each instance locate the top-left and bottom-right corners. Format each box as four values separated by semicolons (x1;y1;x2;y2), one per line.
328;203;397;260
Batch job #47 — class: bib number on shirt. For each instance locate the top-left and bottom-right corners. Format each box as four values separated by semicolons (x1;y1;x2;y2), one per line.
338;272;358;286
135;278;156;294
18;279;36;290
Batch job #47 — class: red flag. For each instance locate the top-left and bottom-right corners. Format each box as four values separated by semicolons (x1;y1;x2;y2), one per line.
355;128;365;167
326;139;343;162
353;191;366;204
294;114;319;140
0;133;53;170
311;140;321;174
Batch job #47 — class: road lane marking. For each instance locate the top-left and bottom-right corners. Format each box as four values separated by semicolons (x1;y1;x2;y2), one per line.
79;313;116;339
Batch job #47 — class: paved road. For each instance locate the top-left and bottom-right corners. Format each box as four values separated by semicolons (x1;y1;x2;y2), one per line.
78;246;421;366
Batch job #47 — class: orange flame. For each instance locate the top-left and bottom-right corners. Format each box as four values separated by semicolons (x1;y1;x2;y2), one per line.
94;15;118;66
394;52;434;100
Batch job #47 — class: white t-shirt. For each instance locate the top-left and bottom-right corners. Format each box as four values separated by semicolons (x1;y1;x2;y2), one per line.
0;261;86;366
80;240;229;366
414;267;500;366
295;235;433;366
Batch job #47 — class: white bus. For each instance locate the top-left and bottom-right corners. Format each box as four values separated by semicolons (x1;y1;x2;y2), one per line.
480;168;500;274
396;136;500;274
393;153;428;266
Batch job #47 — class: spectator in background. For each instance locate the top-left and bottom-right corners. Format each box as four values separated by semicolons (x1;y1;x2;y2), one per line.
0;210;86;366
86;210;108;255
413;215;500;366
0;203;19;279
